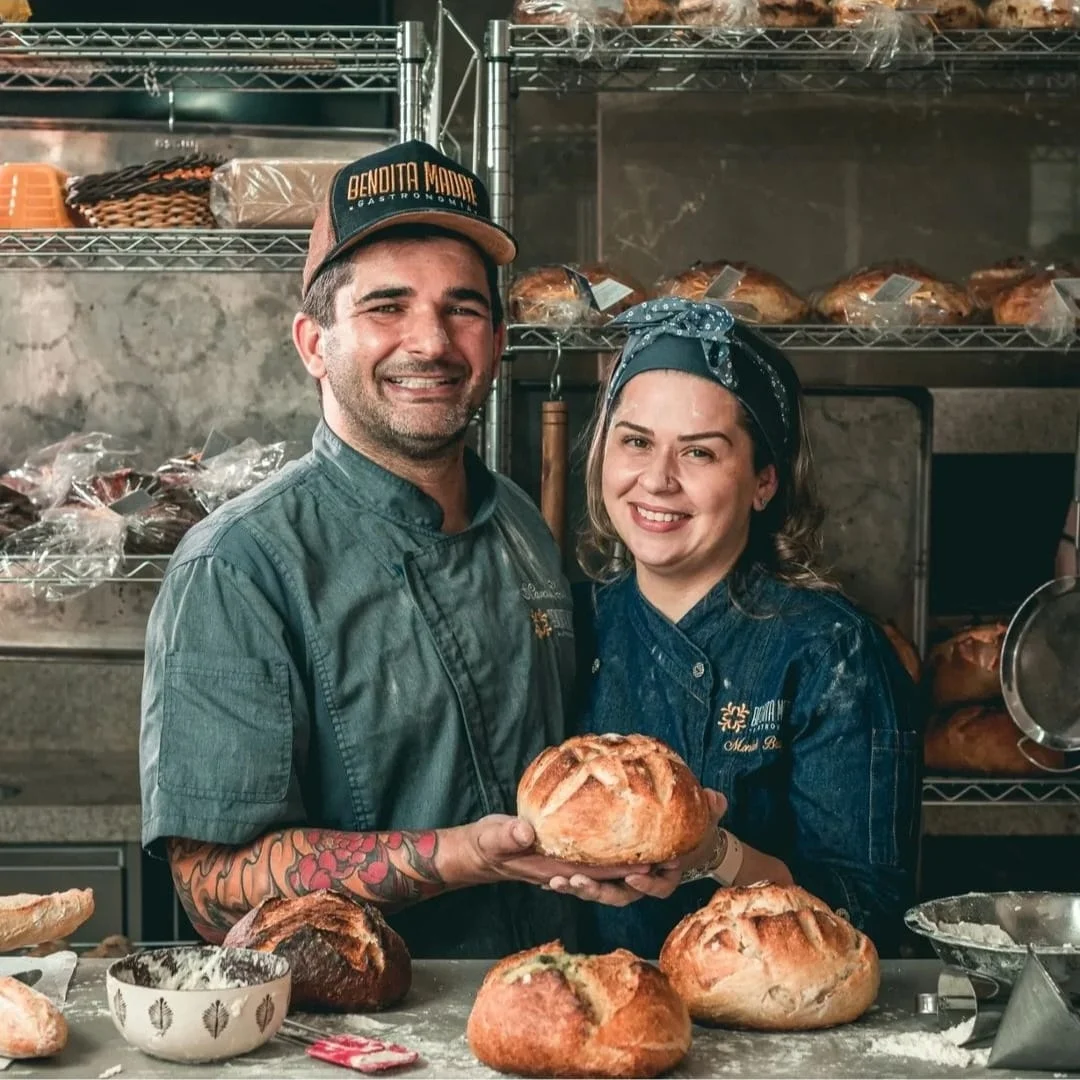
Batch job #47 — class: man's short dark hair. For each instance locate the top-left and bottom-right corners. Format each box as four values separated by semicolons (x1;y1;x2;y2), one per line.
300;223;505;330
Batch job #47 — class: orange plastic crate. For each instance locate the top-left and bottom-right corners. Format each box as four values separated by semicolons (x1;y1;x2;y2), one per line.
0;164;74;229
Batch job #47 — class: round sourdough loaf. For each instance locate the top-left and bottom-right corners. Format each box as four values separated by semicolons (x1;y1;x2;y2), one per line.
517;733;712;865
467;941;691;1079
659;883;880;1030
927;623;1006;707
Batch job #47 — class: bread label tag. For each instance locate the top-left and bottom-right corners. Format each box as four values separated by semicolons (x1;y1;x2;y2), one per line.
1051;278;1080;317
108;488;154;515
200;428;234;462
590;277;635;312
870;274;922;305
560;265;599;311
705;265;745;300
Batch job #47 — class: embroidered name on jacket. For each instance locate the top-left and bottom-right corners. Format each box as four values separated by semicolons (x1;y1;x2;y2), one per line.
520;580;573;640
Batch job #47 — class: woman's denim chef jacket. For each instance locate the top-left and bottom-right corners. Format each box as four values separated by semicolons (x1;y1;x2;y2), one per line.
140;421;577;958
575;566;922;959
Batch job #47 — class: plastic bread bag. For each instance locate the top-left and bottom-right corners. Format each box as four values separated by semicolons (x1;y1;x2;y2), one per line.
0;484;36;543
0;432;141;510
0;505;126;601
209;159;348;229
509;263;647;326
985;0;1079;28
675;0;763;27
511;0;672;59
843;3;935;71
1028;277;1080;348
815;263;974;339
185;437;289;513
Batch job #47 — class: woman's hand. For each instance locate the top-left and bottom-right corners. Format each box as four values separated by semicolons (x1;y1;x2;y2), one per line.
546;789;729;907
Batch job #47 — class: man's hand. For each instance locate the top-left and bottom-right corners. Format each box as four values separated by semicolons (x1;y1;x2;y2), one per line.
454;789;728;908
545;789;729;907
456;815;659;891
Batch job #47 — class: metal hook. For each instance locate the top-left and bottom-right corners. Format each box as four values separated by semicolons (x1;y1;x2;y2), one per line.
549;338;563;401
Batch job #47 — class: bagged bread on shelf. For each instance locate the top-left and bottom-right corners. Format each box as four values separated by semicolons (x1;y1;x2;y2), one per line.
655;260;810;323
0;433;141;510
512;0;674;23
924;704;1066;776
660;882;880;1030
467;941;691;1079
517;733;712;864
675;0;828;26
816;261;974;329
509;262;648;325
991;264;1080;345
927;622;1006;707
966;256;1040;314
0;486;36;544
986;0;1078;27
833;0;980;27
209;159;348;229
223;890;411;1012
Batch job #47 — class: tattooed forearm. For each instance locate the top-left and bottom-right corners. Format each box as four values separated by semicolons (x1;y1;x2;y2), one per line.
167;828;444;941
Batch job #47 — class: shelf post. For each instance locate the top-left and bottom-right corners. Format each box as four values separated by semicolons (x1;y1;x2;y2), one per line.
399;21;426;144
483;20;513;474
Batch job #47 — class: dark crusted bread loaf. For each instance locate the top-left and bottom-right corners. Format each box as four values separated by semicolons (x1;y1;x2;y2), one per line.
222;890;410;1012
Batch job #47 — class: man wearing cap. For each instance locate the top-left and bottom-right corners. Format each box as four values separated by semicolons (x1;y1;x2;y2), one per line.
139;142;652;957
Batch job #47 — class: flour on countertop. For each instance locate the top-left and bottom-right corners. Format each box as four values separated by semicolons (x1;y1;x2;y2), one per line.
936;921;1016;947
868;1019;991;1069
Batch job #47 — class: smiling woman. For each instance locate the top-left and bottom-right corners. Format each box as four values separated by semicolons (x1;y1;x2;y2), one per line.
570;298;922;962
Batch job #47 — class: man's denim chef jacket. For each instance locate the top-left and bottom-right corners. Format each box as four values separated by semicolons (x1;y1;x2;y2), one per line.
575;565;922;959
140;421;577;958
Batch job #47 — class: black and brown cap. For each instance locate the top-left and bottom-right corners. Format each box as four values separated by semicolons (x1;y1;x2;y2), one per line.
302;140;517;298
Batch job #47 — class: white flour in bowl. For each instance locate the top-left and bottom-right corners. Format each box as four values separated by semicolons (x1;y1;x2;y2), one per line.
936;921;1016;947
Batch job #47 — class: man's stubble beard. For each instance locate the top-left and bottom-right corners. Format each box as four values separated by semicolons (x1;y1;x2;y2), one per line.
322;337;493;462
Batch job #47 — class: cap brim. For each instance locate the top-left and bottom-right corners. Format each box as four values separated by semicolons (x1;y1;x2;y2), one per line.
325;208;517;270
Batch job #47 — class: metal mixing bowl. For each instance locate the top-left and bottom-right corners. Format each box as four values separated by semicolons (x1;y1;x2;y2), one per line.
905;892;1080;993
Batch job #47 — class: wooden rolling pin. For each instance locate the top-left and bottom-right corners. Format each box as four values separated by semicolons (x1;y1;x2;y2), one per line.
541;399;568;552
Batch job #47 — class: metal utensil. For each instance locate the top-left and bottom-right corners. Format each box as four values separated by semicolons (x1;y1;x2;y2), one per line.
989;949;1080;1071
276;1017;420;1074
1001;413;1080;760
904;891;1080;993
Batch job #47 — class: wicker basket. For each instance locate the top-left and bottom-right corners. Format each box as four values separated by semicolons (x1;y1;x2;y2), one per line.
65;154;225;230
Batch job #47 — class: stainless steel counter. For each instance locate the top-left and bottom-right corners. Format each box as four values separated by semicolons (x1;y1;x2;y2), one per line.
5;959;1072;1079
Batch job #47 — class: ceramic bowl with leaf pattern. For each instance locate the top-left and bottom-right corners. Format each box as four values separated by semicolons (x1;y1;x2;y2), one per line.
106;945;291;1063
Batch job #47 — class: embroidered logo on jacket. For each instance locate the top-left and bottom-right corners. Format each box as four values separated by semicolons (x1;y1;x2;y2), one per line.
718;699;787;753
520;580;573;641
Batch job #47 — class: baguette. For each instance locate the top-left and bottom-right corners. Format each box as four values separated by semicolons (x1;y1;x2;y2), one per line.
0;890;94;953
0;976;68;1059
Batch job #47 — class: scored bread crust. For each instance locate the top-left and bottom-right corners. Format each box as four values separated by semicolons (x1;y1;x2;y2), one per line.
467;941;691;1079
986;0;1076;27
992;266;1080;326
659;883;880;1031
0;889;95;953
222;890;411;1011
0;976;69;1059
517;733;712;865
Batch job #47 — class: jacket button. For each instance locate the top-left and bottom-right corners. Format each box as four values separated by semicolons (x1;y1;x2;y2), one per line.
692;662;705;678
591;658;601;674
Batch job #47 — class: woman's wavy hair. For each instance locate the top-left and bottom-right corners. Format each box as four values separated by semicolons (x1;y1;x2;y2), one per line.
576;364;837;597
